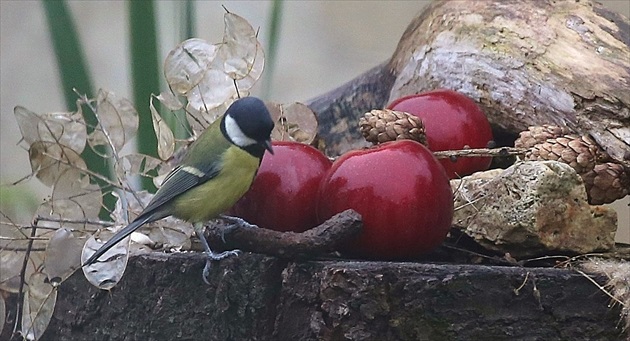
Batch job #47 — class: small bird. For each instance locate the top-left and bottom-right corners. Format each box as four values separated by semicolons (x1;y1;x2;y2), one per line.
83;97;275;278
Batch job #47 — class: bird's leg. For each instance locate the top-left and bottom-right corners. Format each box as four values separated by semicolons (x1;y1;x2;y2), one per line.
217;214;258;243
194;222;240;284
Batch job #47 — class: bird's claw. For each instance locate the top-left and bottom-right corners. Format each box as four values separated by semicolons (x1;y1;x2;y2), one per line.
201;249;241;285
208;249;241;260
218;215;258;243
219;215;256;227
220;224;239;243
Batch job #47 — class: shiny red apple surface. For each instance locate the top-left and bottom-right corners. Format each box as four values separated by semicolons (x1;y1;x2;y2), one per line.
388;89;493;178
317;140;453;260
231;141;332;232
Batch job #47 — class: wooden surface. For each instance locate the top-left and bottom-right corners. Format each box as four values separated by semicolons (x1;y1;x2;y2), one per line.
38;253;624;341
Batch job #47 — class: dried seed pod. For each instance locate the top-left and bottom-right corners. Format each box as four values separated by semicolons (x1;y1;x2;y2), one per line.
359;109;427;146
514;125;572;149
581;162;630;205
524;135;603;174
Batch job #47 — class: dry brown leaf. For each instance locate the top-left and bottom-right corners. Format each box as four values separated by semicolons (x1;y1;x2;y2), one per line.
14;105;87;154
150;96;175;160
21;272;57;341
164;38;218;95
89;89;138;157
268;102;318;144
44;228;85;285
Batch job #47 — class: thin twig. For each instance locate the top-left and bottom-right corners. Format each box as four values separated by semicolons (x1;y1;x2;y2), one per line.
34;149;125;191
13;216;39;335
7;170;36;186
433;147;526;159
514;271;531;295
575;269;625;307
76;90;141;213
324;146;527;164
0;216;114;233
520;253;609;268
440;244;515;265
1;247;47;252
0;236;49;241
76;91;122;166
8;140;123;191
453;195;484;212
33;216;115;227
151;93;193;140
233;79;240;98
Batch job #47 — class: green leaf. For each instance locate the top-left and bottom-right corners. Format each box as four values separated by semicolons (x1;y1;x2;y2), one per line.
129;0;161;192
182;0;196;39
41;0;115;219
262;0;284;99
41;1;94;114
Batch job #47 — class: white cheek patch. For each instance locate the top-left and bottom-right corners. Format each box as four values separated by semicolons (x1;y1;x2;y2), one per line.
225;115;257;148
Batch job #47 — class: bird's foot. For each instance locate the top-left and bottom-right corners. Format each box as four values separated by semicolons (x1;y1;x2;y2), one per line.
217;215;258;243
196;227;241;284
206;249;241;261
202;249;241;285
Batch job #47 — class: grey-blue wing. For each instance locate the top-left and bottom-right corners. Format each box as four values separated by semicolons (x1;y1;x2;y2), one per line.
140;163;221;216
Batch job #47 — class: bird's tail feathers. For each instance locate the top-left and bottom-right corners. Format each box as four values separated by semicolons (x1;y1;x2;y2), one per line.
83;214;155;266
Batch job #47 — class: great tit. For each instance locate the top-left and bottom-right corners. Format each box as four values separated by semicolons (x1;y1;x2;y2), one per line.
84;96;275;270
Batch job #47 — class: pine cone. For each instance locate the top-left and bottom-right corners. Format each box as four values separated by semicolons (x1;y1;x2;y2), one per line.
523;135;603;174
581;162;630;205
514;125;571;149
520;132;628;204
359;109;427;146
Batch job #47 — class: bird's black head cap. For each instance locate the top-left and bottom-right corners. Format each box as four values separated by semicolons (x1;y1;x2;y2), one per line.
222;97;275;157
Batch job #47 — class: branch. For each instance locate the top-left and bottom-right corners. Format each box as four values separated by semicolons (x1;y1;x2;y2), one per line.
433;147;526;159
204;209;363;258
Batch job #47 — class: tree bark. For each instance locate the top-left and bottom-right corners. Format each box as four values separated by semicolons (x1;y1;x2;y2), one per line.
40;253;624;341
309;0;630;172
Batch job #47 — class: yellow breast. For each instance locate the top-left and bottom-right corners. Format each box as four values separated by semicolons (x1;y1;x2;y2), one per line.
173;146;260;223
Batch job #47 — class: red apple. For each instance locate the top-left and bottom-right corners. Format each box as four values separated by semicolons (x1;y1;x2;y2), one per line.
388;89;493;178
317;140;453;260
231;141;332;232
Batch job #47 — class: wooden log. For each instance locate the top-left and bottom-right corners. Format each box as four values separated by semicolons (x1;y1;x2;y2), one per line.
38;253;624;341
308;0;630;173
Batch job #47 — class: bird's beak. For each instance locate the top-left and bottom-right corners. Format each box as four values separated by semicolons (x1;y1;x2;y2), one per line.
263;139;274;154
